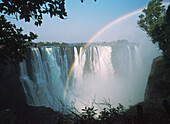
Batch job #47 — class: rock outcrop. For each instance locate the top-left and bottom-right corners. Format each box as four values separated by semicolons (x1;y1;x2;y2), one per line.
125;56;170;124
145;56;170;101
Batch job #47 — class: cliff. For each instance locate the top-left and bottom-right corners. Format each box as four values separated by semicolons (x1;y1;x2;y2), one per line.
145;56;170;101
125;56;170;123
0;63;61;124
0;63;26;112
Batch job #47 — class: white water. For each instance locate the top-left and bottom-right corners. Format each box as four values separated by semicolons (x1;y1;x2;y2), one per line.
19;42;160;111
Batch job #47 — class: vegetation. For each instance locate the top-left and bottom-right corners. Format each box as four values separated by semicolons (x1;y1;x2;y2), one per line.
0;15;37;65
61;99;170;124
68;99;127;124
29;40;137;48
138;0;170;61
0;0;96;72
0;0;96;26
0;0;67;26
0;0;67;69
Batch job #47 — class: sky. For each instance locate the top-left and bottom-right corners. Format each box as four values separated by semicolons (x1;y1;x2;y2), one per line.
8;0;170;43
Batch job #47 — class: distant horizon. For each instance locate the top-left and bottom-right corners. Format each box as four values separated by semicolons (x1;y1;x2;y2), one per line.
32;39;134;44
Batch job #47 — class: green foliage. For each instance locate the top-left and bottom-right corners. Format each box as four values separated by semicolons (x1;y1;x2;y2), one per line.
0;15;38;65
138;0;166;32
0;0;96;26
116;103;125;113
0;0;97;71
78;98;125;123
99;108;110;120
81;106;98;121
99;103;125;121
0;0;67;26
138;0;170;61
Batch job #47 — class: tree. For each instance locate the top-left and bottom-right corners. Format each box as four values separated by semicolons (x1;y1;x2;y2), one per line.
138;0;170;61
0;0;67;26
0;0;97;70
0;0;97;26
0;15;38;65
0;0;67;69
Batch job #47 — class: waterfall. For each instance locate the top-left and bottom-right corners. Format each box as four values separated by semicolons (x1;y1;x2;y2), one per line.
20;47;69;110
19;43;159;110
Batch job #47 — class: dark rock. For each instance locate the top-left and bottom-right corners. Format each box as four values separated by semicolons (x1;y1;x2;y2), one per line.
162;100;170;115
145;56;170;101
125;56;170;123
0;63;26;112
16;105;61;124
0;63;62;124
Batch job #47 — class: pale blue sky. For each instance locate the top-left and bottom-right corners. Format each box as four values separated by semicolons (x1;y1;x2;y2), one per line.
7;0;170;43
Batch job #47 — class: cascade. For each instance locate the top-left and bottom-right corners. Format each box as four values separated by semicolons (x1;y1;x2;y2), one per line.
19;43;160;110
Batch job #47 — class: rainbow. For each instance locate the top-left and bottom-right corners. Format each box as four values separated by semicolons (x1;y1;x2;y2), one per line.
63;2;170;100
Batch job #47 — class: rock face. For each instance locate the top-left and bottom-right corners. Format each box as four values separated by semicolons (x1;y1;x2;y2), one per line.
145;56;170;101
0;63;26;112
0;63;60;124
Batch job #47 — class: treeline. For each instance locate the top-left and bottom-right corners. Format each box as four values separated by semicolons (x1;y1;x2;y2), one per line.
29;40;138;47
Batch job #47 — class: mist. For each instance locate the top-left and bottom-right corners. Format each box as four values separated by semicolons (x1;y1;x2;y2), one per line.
60;14;161;109
66;41;161;109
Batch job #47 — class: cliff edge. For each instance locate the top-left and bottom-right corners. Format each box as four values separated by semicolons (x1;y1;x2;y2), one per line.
145;56;170;101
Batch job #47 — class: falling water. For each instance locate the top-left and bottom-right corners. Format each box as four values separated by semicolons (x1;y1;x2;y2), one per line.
19;42;160;110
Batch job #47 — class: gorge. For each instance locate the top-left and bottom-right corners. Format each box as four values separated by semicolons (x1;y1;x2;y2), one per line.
2;41;170;123
18;41;160;111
